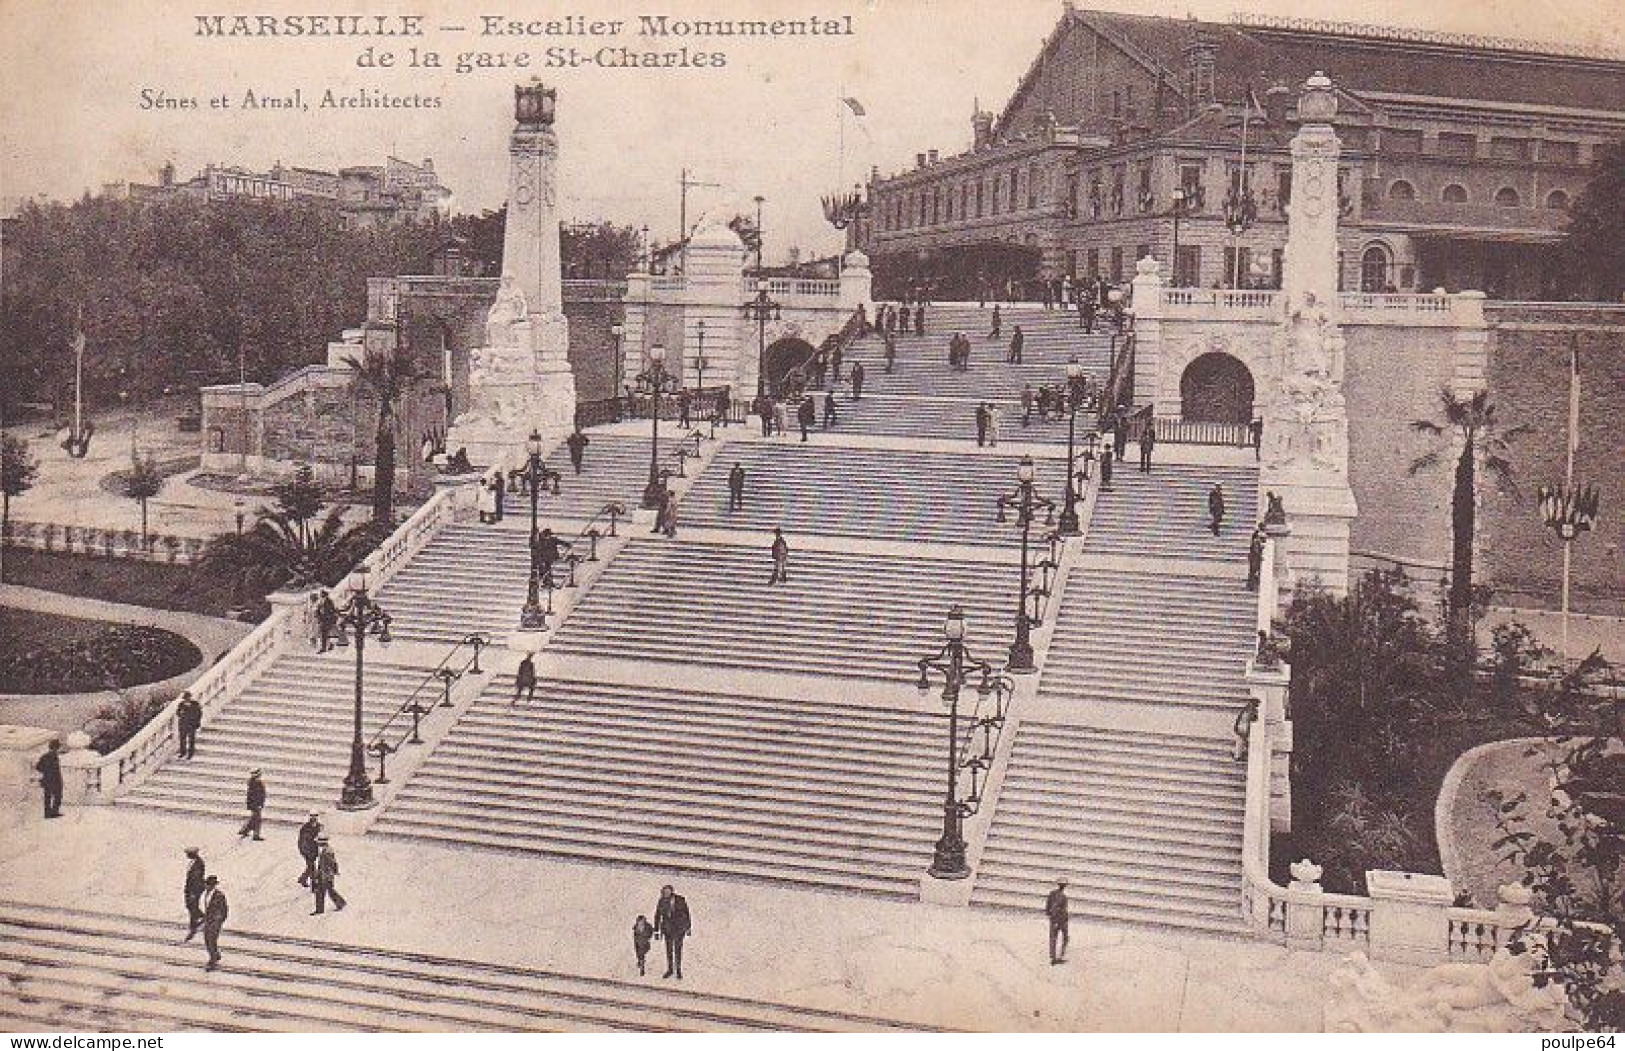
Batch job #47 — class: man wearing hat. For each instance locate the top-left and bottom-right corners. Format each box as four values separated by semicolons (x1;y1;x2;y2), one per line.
1045;878;1070;965
199;875;228;971
238;769;266;841
296;812;323;887
312;834;346;914
182;847;206;940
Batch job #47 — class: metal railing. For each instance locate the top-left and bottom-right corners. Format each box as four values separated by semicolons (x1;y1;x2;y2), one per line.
1121;414;1254;448
951;670;1013;819
365;632;488;784
576;385;743;430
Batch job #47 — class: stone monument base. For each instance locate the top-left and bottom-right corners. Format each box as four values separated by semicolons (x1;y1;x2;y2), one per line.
1265;473;1358;595
446;310;576;469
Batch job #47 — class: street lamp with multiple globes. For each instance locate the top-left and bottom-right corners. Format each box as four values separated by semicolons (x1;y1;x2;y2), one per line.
516;429;561;632
741;279;783;397
1537;482;1600;663
1057;358;1092;537
332;564;392;810
996;456;1056;673
916;605;1004;880
635;344;680;509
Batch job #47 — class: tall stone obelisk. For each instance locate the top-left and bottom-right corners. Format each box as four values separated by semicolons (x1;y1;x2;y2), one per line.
448;80;577;467
1262;72;1358;593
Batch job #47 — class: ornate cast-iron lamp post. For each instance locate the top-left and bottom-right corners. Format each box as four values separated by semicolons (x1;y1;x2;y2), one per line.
516;429;560;632
635;344;680;510
742;279;782;397
916;605;1000;880
610;323;625;407
332;565;392;810
1057;358;1090;537
1537;482;1599;663
997;456;1055;674
693;320;709;394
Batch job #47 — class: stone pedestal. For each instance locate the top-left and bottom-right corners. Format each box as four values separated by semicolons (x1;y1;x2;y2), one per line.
1246;658;1294;833
58;731;99;807
268;586;321;648
839;249;873;311
1366;870;1453;965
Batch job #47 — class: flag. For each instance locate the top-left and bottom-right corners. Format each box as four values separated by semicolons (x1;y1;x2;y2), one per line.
841;97;866;117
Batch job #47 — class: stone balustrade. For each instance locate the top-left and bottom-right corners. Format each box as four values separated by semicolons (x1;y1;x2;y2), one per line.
742;276;844;299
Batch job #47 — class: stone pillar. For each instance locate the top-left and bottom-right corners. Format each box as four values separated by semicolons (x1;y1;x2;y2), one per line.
682;227;748;395
621;271;651;397
448;81;576;466
268;586;321;649
1262;72;1358;595
1129;256;1164;409
1366;870;1453;965
1284;859;1327;950
839;249;873;311
1246;658;1293;832
58;731;99;807
1448;291;1489;399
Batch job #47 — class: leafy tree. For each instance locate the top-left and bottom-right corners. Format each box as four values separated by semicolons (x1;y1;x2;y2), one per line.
1;433;40;583
1560;138;1625;301
1487;650;1623;1030
121;452;164;548
1409;389;1527;648
344;349;428;525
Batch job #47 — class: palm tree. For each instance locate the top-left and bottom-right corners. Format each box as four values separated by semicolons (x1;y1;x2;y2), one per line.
1409;390;1526;637
345;342;428;526
201;463;382;601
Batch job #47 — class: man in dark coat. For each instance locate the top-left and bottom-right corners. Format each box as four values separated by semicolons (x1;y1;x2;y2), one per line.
823;390;838;428
830;344;844;384
200;876;228;971
677;388;692;429
1139;422;1156;473
883;334;897;373
727;463;746;512
1007;325;1025;364
533;528;571;586
36;740;63;819
1045;880;1070;964
975;403;990;447
512;653;538;705
183;847;206;940
1248;417;1264;460
296;812;322;886
315;592;338;653
653;884;693;980
988;304;1002;339
1080;294;1096;333
914;303;925;336
239;769;266;840
1247;525;1267;590
849;361;865;401
1209;483;1227;536
1113;420;1129;464
312;835;346;914
566;427;589;474
1099;447;1114;491
768;528;789;585
797;394;815;442
176;691;202;759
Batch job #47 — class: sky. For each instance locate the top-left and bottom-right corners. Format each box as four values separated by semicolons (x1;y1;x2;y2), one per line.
3;0;1623;263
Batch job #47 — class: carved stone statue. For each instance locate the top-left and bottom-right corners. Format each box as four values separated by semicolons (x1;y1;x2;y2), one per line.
484;275;530;348
1325;948;1572;1033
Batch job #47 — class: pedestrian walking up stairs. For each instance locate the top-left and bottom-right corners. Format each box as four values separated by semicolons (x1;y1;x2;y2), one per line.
969;724;1247;934
120;654;435;826
1084;462;1260;563
964;460;1261;933
0;900;930;1031
682;443;1068;547
548;538;1016;682
372;677;966;897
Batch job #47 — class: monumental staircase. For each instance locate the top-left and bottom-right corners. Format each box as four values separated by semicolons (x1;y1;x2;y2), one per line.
107;304;1265;937
0;899;925;1031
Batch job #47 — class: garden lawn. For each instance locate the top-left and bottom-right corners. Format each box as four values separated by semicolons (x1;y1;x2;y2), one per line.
3;548;266;620
0;608;202;693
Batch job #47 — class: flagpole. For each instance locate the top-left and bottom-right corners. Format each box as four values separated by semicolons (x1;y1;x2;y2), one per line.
837;84;846;191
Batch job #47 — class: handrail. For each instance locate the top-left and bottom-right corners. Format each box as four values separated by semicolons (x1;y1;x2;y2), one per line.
952;671;1013;819
365;632;488;781
572;500;629;563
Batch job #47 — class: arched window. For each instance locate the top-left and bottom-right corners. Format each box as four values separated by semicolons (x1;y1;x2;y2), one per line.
1494;186;1521;207
1387;180;1416;202
1361;244;1393;293
1441;184;1469;204
1545;189;1570;210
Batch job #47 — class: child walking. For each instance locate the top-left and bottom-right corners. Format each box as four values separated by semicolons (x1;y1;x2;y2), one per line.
633;914;655;976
